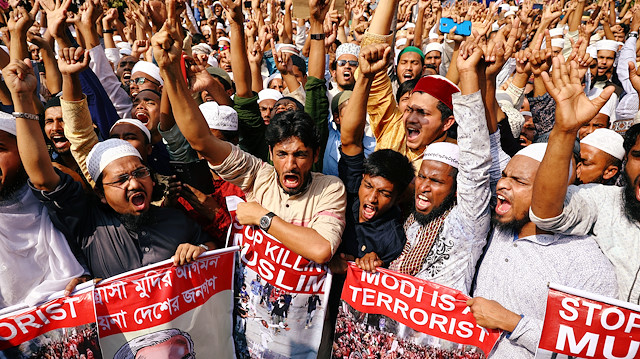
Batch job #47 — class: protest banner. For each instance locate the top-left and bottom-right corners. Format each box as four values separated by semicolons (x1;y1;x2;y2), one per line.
0;284;101;358
536;283;640;359
333;263;502;358
95;247;238;359
226;196;331;359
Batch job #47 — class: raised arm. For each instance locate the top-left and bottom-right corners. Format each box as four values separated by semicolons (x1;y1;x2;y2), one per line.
153;0;231;166
531;56;614;219
341;44;391;156
308;0;330;79
5;59;59;191
225;0;252;98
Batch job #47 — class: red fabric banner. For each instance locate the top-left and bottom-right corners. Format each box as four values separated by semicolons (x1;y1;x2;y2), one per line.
538;287;640;358
341;263;501;356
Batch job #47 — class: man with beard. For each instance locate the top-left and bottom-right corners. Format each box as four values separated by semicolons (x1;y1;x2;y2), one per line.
469;142;618;358
330;43;360;94
0;111;85;308
530;56;640;303
42;97;85;184
359;41;492;295
153;0;346;265
423;42;444;76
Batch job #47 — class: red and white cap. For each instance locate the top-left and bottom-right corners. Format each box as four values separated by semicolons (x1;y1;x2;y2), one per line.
413;75;461;110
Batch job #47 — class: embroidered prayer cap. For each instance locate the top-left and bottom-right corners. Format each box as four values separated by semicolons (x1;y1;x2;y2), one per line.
581;128;625;160
263;72;283;89
596;39;623;53
192;43;214;55
110;119;151;143
412;75;461;110
199;101;239;131
87;139;142;182
336;43;361;60
423;142;459;168
258;89;283;104
0;111;16;136
587;45;598;59
130;61;163;85
424;42;443;55
514;142;548;162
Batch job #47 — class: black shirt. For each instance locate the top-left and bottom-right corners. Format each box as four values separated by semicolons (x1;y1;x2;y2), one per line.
31;171;211;279
337;150;406;266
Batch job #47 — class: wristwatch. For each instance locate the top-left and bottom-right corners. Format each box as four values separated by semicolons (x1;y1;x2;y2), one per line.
310;33;325;40
629;32;639;39
259;212;276;232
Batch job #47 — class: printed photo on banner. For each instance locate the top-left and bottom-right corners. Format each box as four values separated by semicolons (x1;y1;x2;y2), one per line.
0;285;101;359
334;263;502;358
535;283;640;359
94;248;238;359
227;213;331;359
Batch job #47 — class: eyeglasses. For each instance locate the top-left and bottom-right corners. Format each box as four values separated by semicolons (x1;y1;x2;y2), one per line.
337;60;358;67
129;77;159;86
103;167;151;188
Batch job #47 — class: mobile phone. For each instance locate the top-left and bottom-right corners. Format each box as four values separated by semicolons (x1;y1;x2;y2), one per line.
280;1;285;10
170;160;216;195
532;3;543;10
37;61;45;74
244;1;251;8
439;18;472;36
590;5;602;20
180;52;189;86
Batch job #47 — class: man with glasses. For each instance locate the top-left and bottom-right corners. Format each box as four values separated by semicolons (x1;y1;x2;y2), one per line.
330;43;360;94
128;61;163;98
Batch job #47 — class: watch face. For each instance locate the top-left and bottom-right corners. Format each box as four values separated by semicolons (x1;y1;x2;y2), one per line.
260;216;270;229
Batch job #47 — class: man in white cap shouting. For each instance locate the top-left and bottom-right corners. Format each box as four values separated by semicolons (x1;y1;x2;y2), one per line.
469;143;618;359
330;43;360;94
128;61;164;98
577;128;625;184
590;39;624;95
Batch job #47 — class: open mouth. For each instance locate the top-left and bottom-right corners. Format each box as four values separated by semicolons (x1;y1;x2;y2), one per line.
495;194;512;216
415;194;430;211
282;174;300;189
129;192;147;211
403;72;414;80
123;72;131;81
361;203;376;220
406;126;421;142
342;71;352;81
51;134;70;149
135;111;149;124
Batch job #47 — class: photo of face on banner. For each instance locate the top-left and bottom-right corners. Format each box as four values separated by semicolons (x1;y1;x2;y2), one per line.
333;302;486;359
113;328;195;359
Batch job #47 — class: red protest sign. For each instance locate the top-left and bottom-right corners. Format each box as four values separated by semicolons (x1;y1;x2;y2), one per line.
340;263;501;356
538;284;640;358
229;219;328;294
0;288;100;356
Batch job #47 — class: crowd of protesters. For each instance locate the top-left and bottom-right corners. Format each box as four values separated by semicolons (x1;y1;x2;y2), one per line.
0;0;639;357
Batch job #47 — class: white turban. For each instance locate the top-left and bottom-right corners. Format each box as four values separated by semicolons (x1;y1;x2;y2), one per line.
87;139;142;182
258;89;283;104
216;22;225;30
587;45;598;59
551;38;564;49
130;61;164;85
218;36;231;44
199;102;238;131
549;28;564;37
423;142;459;168
596;39;623;53
424;42;443;55
110;119;151;142
0;111;16;136
581;128;625;160
264;73;282;89
515;143;548;163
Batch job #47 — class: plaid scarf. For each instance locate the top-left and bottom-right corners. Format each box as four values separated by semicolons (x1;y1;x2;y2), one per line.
390;207;452;276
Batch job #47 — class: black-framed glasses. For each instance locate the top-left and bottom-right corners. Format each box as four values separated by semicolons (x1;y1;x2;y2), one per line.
129;77;160;86
337;59;358;67
103;167;151;188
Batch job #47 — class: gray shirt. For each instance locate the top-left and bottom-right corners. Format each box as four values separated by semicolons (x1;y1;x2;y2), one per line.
531;184;640;303
410;90;492;294
474;227;618;358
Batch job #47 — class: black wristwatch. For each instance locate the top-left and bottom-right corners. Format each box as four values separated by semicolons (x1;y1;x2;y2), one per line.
310;33;326;40
259;212;276;232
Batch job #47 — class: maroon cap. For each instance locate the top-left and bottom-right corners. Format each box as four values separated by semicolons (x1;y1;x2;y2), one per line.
412;75;461;110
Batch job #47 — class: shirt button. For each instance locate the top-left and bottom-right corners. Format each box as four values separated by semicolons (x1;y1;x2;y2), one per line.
143;247;150;253
505;258;509;262
141;231;147;236
361;245;366;251
513;243;518;247
285;204;289;208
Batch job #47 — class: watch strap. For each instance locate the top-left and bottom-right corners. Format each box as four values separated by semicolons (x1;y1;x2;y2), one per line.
310;33;326;40
12;112;39;121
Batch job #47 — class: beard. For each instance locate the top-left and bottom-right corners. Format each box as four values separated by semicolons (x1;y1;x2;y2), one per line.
0;167;28;201
623;172;640;223
118;210;155;232
491;210;531;233
412;191;456;226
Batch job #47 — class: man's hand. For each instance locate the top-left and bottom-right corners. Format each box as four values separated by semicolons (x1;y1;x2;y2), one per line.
102;7;118;28
355;252;383;273
273;46;295;76
631;6;640;32
236;201;270;226
63;275;92;296
172;243;206;266
221;0;243;23
629;61;640;94
3;58;37;95
131;39;150;58
57;47;90;76
328;253;355;275
541;56;614;133
456;38;483;74
40;0;72;40
359;43;391;78
181;183;221;221
7;4;38;37
151;3;182;75
310;0;330;23
466;297;522;332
